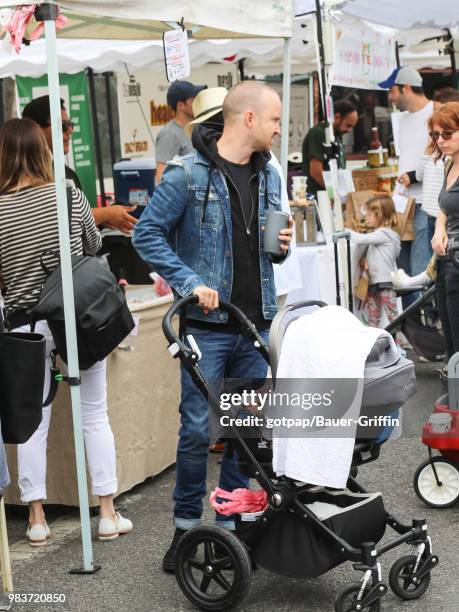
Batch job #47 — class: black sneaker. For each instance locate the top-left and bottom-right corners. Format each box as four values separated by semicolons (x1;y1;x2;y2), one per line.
162;528;187;573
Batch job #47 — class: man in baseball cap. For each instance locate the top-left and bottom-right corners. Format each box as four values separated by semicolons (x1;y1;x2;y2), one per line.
378;66;433;308
378;66;424;111
155;80;206;182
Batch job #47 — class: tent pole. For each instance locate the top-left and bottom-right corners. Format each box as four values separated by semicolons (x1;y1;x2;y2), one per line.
35;3;99;575
87;67;106;206
314;0;328;122
281;36;292;179
308;73;314;130
104;72;117;170
445;30;458;89
395;42;401;68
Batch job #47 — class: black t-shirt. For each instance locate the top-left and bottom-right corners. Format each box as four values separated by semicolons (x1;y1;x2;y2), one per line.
220;158;254;237
220;156;266;331
439;166;459;237
187;155;268;335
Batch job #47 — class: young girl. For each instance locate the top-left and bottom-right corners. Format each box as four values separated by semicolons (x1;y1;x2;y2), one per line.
350;195;401;327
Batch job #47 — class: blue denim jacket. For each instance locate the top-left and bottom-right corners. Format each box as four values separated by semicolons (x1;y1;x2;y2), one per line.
132;150;285;324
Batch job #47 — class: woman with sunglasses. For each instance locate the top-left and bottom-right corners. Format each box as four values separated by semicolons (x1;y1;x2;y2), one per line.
430;102;459;358
0;118;132;545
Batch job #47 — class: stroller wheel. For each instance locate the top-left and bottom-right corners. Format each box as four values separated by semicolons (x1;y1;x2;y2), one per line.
174;524;251;610
334;582;381;611
414;457;459;508
389;555;431;600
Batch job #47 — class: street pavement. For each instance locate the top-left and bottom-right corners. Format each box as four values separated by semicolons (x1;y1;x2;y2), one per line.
3;356;458;612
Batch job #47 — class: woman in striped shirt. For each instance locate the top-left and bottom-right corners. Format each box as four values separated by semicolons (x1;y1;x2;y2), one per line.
0;118;132;545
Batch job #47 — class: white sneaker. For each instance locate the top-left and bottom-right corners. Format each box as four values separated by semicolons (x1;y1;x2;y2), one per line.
98;512;133;541
26;522;51;547
391;268;411;289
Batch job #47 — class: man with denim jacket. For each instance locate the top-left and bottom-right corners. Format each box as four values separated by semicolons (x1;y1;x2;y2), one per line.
133;82;292;571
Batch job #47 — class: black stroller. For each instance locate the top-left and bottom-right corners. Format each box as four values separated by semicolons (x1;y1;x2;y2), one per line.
162;296;438;611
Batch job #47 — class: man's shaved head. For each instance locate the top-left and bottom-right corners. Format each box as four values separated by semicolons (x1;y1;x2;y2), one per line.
223;82;280;123
220;81;282;153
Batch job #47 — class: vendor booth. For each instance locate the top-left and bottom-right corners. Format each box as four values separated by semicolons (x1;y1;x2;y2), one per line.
0;0;295;574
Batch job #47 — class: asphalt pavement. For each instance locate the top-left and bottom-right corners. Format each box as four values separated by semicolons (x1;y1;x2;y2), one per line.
3;356;457;612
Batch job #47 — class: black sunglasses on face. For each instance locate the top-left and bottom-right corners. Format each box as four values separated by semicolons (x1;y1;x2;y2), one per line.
47;120;74;132
429;129;457;141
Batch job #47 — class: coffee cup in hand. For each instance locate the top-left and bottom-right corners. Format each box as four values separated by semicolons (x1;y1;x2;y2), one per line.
263;211;290;256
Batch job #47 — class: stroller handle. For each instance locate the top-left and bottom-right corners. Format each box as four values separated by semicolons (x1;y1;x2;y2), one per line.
449;245;459;270
161;293;265;345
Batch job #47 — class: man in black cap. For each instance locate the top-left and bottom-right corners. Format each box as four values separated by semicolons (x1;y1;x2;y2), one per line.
155;80;206;183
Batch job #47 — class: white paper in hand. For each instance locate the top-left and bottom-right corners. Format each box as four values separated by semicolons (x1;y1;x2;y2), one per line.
393;182;409;214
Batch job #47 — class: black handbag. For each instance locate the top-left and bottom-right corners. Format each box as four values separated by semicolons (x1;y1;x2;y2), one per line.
31;253;135;370
0;322;46;444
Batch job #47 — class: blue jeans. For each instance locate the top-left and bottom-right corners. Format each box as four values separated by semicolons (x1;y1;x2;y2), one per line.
173;327;269;530
398;205;432;309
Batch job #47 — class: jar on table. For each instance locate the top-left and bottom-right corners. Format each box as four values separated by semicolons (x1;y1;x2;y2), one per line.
382;148;389;166
377;173;392;193
367;149;381;168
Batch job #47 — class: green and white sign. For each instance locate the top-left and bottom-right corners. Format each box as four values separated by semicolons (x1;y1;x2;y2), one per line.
16;71;97;206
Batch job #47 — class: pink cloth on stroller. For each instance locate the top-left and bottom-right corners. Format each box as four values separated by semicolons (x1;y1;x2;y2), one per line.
210;487;268;515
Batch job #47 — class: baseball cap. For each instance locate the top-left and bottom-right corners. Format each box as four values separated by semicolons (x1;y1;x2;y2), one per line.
378;66;423;89
167;80;206;110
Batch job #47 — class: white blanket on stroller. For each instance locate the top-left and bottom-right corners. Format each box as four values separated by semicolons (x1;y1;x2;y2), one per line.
272;305;392;488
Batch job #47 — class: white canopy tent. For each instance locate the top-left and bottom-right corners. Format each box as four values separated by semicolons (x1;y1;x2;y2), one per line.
335;0;459;30
1;0;293;39
0;28;315;77
0;0;294;574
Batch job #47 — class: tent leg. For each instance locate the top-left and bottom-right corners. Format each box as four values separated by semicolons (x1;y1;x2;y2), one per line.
280;37;292;180
36;3;100;575
104;72;117;170
87;67;107;206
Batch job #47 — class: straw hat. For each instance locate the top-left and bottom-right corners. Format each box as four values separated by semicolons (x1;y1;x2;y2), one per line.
185;87;228;137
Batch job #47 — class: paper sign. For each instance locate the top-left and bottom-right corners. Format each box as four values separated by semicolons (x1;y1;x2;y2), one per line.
330;22;396;91
323;169;355;199
163;28;191;82
393;194;409;214
392;182;409;213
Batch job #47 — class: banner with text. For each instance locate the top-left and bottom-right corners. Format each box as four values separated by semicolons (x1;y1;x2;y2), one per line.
17;72;97;205
330;23;396;91
116;64;238;161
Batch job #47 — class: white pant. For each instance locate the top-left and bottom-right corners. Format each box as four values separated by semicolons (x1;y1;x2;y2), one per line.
14;321;118;502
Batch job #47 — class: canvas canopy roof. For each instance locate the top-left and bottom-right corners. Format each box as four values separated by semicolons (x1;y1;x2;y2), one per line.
335;0;459;30
0;0;294;39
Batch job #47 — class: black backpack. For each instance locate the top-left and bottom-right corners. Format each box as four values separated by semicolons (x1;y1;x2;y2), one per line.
31;188;135;370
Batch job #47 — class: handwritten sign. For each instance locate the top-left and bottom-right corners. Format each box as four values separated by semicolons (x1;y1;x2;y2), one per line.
163;28;190;82
330;23;396;90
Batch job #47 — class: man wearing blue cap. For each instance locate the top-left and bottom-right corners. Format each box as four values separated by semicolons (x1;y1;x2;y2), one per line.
378;66;433;307
155;80;206;183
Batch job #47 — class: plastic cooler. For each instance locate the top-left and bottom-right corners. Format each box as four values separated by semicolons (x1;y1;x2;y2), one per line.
113;158;156;219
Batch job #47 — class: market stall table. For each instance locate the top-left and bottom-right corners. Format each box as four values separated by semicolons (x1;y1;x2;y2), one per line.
4;293;180;507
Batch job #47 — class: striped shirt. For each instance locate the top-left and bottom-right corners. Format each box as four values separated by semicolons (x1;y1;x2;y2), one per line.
0;183;101;316
416;154;445;218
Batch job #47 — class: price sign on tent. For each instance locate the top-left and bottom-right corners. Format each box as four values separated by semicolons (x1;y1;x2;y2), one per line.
163;28;191;82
